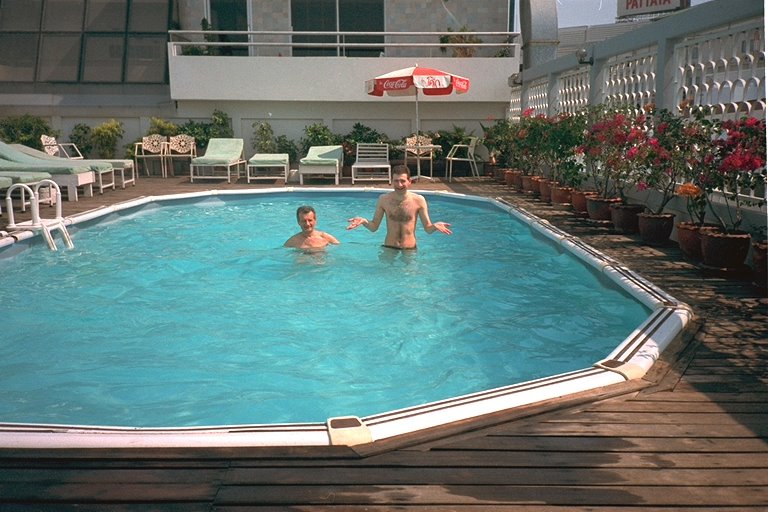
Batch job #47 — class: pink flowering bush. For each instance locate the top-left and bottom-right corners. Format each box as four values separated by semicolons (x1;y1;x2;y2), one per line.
628;106;717;215
704;116;766;232
577;105;643;200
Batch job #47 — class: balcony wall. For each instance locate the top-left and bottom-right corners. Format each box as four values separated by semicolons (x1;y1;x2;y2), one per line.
168;54;520;142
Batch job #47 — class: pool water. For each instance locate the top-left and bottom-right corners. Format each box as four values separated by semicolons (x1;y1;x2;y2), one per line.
0;192;649;427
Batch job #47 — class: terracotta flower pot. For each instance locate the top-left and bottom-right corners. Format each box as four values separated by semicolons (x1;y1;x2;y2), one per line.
586;196;622;221
510;170;523;191
638;213;675;246
751;240;767;290
504;169;516;186
538;179;554;203
521;175;540;197
676;223;718;261
610;203;645;234
700;229;751;270
551;185;573;205
571;190;596;215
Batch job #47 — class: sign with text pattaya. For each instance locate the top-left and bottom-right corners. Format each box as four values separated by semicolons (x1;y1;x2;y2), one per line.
618;0;690;18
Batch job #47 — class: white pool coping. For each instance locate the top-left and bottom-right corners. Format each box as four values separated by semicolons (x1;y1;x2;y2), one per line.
0;188;693;449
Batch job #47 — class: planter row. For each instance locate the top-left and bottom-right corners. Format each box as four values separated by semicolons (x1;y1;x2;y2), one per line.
496;169;767;291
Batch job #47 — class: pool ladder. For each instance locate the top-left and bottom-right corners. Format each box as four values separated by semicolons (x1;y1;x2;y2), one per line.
4;180;74;251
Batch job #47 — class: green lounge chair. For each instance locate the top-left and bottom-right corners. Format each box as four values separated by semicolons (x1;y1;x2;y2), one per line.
14;143;135;191
0;141;97;200
298;145;343;185
246;153;289;183
0;169;54;215
190;138;246;183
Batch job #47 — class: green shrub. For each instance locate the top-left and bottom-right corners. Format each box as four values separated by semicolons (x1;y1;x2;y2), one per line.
91;119;125;159
179;110;233;150
69;123;94;158
275;135;299;164
0;114;53;149
341;122;389;166
300;123;341;155
429;125;473;158
149;117;179;136
210;109;234;138
252;121;278;153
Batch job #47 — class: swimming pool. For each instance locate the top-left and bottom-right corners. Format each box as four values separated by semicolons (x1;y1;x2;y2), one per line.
0;188;692;448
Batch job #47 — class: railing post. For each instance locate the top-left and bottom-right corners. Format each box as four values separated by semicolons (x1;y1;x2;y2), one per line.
657;37;680;112
588;58;605;107
547;71;560;116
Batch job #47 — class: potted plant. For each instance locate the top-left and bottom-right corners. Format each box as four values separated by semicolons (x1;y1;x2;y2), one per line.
515;109;551;196
578;105;640;221
439;26;483;58
750;226;767;291
544;112;585;206
674;182;712;261
481;118;511;182
699;116;766;270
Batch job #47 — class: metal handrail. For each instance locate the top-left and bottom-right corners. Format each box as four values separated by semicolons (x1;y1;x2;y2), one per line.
168;29;520;54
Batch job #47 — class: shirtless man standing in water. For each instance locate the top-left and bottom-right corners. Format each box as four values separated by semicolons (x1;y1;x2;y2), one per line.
284;205;340;250
346;165;452;249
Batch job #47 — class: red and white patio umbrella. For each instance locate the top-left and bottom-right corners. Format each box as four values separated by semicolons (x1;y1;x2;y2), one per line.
365;65;470;136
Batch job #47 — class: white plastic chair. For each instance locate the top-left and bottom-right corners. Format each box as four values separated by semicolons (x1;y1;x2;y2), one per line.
351;143;391;184
404;135;434;178
41;135;84;159
445;136;480;182
164;134;196;177
134;134;167;177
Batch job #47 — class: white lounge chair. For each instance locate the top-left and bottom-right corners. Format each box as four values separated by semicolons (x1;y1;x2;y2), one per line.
246;153;289;183
190;138;246;183
298;145;343;185
0;141;97;201
13;143;135;193
0;169;54;213
351;143;391;184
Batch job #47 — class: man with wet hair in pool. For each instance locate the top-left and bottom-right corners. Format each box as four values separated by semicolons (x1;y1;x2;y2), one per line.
346;165;452;249
284;205;340;250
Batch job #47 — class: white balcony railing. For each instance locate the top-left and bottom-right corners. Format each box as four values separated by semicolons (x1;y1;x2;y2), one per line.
168;30;519;59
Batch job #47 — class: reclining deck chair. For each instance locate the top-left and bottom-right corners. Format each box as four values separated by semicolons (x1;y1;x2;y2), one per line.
246;153;290;183
190;138;246;183
298;145;343;185
14;143;134;193
351;143;391;184
0;168;55;213
0;141;96;201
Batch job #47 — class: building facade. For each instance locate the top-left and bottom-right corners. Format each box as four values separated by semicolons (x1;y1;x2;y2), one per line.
0;0;520;154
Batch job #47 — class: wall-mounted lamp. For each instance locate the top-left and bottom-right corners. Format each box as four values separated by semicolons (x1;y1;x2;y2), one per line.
576;48;594;66
508;73;522;86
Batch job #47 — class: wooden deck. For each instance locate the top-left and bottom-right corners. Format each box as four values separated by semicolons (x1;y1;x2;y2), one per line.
1;175;766;510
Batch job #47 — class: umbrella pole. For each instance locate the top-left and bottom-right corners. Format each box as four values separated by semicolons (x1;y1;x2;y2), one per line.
415;88;420;138
413;89;433;182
